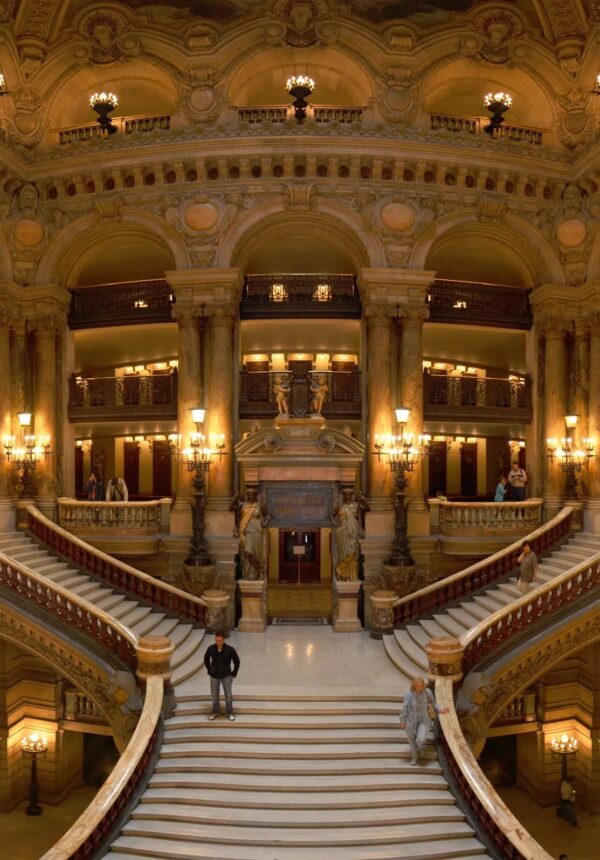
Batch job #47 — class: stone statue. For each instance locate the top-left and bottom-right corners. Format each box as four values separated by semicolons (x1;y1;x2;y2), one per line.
273;373;291;415
309;373;329;415
333;488;370;581
230;487;269;580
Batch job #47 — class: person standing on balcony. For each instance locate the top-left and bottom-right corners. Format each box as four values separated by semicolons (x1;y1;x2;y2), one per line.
106;476;128;502
494;475;508;502
508;461;528;501
204;631;240;721
399;677;448;766
517;540;538;594
86;471;104;501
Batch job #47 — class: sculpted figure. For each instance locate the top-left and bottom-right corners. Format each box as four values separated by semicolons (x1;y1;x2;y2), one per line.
230;487;269;580
333;488;370;581
273;373;291;415
309;373;329;415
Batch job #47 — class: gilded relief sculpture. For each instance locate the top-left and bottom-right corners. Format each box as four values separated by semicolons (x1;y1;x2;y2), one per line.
333;488;370;581
230;487;270;580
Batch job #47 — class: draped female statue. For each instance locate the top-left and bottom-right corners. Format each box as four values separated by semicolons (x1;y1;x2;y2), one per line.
230;487;269;580
333;488;369;581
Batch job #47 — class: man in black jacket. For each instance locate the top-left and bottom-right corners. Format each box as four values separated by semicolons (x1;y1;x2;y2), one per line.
203;631;240;721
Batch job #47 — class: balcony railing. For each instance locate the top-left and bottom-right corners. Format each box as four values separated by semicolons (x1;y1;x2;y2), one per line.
429;279;532;329
68;371;177;421
424;371;532;422
429;498;543;537
238;105;363;125
240;368;361;419
58;113;171;145
69;278;173;329
430;113;543;145
241;273;360;318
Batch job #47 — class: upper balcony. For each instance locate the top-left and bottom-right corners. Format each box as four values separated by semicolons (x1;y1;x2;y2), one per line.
68;371;177;422
69;279;172;330
240;274;361;319
428;279;532;330
424;370;532;423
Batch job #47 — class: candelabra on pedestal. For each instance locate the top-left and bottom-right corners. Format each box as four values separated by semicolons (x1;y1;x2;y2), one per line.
551;732;577;781
20;732;48;816
547;414;595;500
3;412;51;498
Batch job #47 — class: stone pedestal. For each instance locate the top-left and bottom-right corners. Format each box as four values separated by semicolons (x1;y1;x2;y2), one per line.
203;588;230;634
238;579;267;632
15;499;31;530
181;562;216;597
584;499;600;535
136;634;176;716
332;580;362;632
0;499;15;532
382;562;423;598
369;589;397;638
425;636;464;682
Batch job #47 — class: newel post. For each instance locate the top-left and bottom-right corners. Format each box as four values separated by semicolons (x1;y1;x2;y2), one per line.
136;635;176;716
425;636;464;683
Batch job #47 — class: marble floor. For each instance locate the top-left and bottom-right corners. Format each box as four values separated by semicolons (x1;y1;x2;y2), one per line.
178;625;407;698
499;786;600;860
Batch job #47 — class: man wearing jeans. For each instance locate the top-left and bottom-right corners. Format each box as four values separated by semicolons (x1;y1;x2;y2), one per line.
204;631;240;721
508;461;528;501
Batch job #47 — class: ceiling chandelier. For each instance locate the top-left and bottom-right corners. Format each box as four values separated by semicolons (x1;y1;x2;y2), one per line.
286;75;315;121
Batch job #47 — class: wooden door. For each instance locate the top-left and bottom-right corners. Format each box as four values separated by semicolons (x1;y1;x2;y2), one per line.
152;440;172;496
460;442;478;497
279;530;321;584
428;441;448;497
123;441;140;497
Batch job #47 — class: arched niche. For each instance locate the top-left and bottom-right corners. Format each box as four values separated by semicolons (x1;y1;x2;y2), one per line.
227;45;373;106
47;58;179;129
421;57;555;130
426;230;530;287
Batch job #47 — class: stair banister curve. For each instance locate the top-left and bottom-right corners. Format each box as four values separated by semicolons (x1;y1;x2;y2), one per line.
40;675;164;860
26;505;207;624
394;506;573;625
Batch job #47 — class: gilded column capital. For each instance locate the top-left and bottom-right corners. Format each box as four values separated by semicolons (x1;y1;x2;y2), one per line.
207;302;237;325
399;303;430;326
28;312;65;334
364;302;394;325
534;304;572;337
171;303;206;325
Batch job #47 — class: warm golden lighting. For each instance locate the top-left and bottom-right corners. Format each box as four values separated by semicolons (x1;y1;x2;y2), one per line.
484;91;513;108
564;414;578;429
89;91;118;108
18;412;32;427
395;407;410;425
314;283;331;302
21;732;48;754
551;733;577;754
315;353;330;372
286;75;315;93
270;283;287;302
271;353;286;372
191;407;206;425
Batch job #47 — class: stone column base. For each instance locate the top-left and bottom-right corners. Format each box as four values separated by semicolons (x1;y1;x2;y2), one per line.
203;588;230;634
369;589;397;638
238;579;267;632
332;580;362;633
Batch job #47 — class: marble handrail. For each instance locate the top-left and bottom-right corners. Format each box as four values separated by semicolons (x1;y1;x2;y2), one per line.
57;498;168;533
436;498;543;534
0;547;137;669
393;506;573;624
27;505;207;625
435;677;552;860
41;675;163;860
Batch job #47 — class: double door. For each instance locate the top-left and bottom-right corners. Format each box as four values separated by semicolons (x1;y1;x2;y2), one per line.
279;529;320;584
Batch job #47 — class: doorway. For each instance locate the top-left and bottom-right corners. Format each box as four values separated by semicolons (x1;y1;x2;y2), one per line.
279;530;321;584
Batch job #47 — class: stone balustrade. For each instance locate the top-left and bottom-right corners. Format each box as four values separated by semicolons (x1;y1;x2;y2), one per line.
59;113;171;145
430;112;543;145
430;498;543;536
237;104;363;125
64;688;108;724
57;498;172;537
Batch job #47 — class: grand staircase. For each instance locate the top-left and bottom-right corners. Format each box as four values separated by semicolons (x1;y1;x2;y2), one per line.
2;523;600;858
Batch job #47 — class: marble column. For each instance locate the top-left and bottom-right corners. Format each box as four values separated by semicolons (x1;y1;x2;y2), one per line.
574;320;590;498
543;322;568;511
365;304;394;501
0;309;12;503
171;305;203;525
206;304;235;502
32;316;58;503
588;316;600;504
400;305;429;512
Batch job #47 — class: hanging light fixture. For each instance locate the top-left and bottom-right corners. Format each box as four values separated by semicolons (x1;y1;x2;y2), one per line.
483;91;513;134
286;75;315;121
594;74;600;95
89;91;119;135
0;72;6;95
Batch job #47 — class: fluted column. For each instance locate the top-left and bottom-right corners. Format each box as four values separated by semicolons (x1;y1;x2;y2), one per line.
172;305;203;512
400;305;429;512
543;322;569;509
365;304;394;500
206;304;235;501
588;315;600;502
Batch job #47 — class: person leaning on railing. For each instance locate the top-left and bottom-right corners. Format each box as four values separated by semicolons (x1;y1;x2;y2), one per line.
106;476;129;502
399;677;448;766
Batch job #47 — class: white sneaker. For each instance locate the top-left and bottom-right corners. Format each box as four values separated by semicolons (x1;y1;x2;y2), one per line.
208;712;219;721
228;714;235;721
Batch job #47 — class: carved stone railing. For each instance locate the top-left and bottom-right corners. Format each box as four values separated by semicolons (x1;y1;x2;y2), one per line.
68;279;172;329
0;546;137;670
430;113;543;145
432;499;543;536
68;372;177;421
57;499;170;536
424;372;532;421
238;105;363;125
64;688;108;724
27;506;207;626
393;507;573;626
58;114;171;145
436;679;552;860
41;675;163;860
241;273;361;318
428;279;532;329
491;690;536;726
239;368;361;419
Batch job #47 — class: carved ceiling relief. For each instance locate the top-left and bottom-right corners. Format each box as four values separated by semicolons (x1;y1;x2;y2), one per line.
468;7;526;65
7;182;48;285
557;88;596;150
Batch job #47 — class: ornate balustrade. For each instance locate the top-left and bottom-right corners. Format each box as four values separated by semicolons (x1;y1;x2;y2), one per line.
64;688;108;724
68;372;177;421
239;368;361;419
241;273;361;318
68;279;172;329
433;499;543;536
238;105;363;125
42;675;163;860
492;690;536;726
428;279;532;329
57;499;170;536
0;545;137;669
424;371;532;422
430;113;543;145
27;506;207;625
393;507;573;626
59;114;171;145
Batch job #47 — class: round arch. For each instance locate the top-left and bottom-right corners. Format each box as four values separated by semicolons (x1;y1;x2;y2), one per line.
215;199;385;273
37;209;190;287
411;211;565;288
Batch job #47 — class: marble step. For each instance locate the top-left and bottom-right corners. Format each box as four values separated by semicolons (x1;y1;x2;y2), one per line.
432;613;469;638
117;605;154;629
176;690;405;704
131;611;167;637
148;770;449;792
154;757;442;776
382;635;422;681
392;630;428;670
166;713;402;730
405;623;431;649
446;607;480;629
160;741;409;759
473;594;507;613
120;817;475;847
95;592;126;613
164;726;405;743
131;801;465;828
457;601;489;622
140;785;455;809
419;619;450;639
109;835;489;859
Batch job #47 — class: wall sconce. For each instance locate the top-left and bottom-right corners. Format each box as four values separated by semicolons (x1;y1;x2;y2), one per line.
21;732;48;816
75;438;92;454
89;91;118;135
547;414;595;500
0;72;6;95
3;413;51;498
594;74;600;96
483;91;513;134
314;283;331;302
286;75;315;121
270;283;287;302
